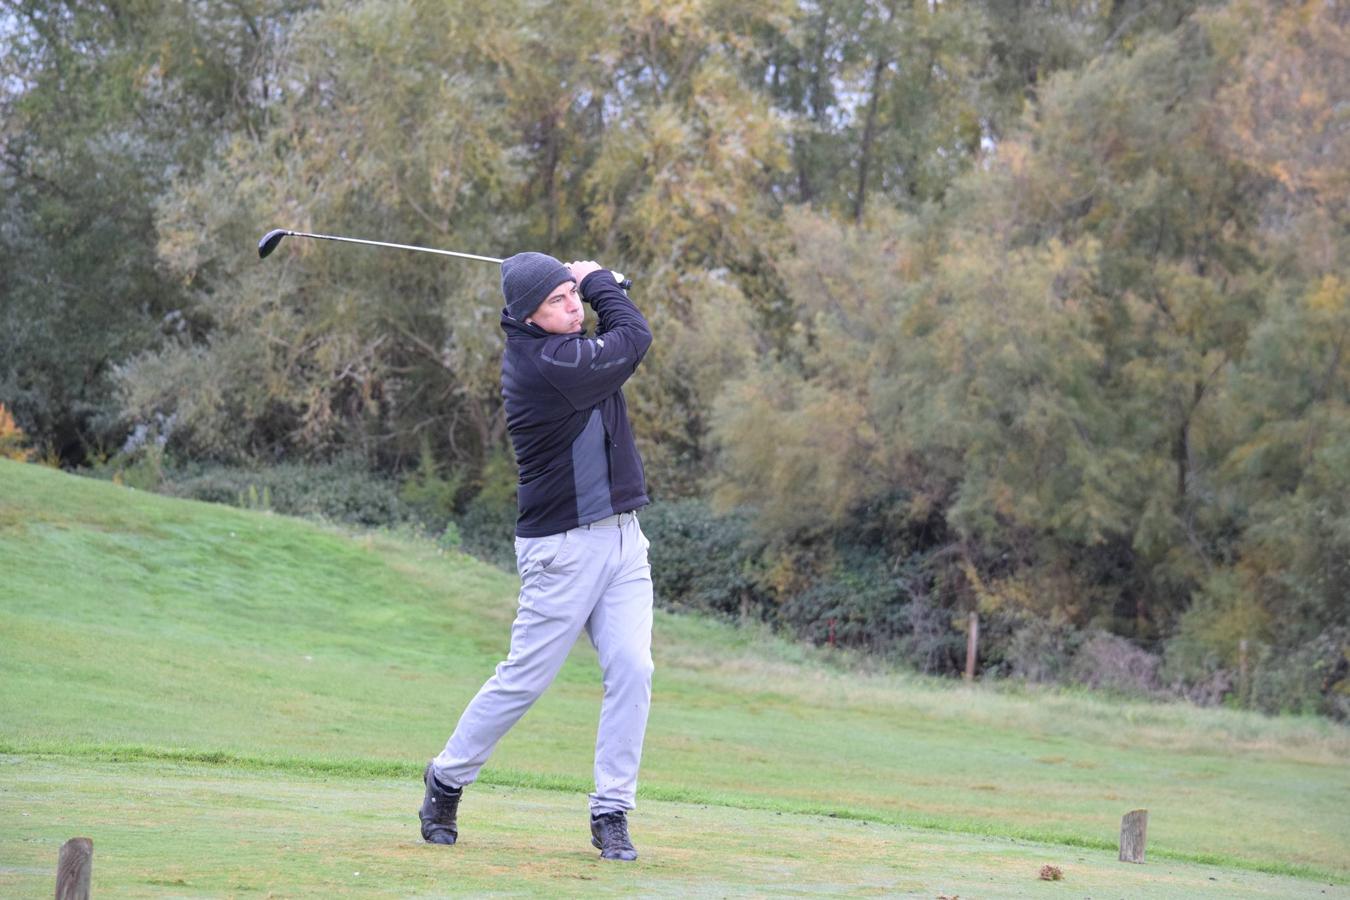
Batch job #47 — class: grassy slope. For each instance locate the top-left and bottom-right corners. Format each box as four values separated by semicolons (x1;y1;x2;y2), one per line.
1;459;1348;896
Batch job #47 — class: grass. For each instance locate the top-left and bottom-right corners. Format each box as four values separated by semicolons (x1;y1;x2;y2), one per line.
7;757;1344;899
1;458;1348;896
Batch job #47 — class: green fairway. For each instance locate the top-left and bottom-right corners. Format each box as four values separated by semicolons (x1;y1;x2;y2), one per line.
2;459;1348;896
6;757;1346;899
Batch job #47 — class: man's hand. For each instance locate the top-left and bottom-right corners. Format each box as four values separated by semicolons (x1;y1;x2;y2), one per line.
567;259;604;286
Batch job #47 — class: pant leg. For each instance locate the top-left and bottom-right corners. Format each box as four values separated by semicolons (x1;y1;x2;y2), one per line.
585;516;654;814
433;528;607;787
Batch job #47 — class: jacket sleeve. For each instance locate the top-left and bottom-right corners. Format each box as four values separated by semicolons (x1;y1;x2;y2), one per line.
532;270;653;411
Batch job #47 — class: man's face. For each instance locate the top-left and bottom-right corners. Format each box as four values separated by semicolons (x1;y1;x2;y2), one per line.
526;279;583;334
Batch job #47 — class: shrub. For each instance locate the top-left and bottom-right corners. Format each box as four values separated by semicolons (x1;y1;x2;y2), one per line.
437;520;463;553
0;403;33;461
1168;667;1237;708
899;590;964;675
165;458;410;528
779;544;910;654
1004;617;1082;684
457;451;519;570
645;503;972;673
1069;631;1162;696
1160;570;1270;683
81;439;167;491
1158;571;1267;706
641;498;762;618
1249;628;1350;719
399;439;464;532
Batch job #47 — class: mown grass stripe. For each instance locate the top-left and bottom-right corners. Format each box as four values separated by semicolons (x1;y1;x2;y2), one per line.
3;739;1341;884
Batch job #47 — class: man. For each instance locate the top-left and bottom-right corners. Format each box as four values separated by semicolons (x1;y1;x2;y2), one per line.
418;251;655;861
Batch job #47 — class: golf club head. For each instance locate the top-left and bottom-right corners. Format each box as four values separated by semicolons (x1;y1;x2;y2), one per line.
257;229;289;259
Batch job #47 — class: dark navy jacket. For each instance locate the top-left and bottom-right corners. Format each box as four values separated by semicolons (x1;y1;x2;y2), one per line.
500;269;652;537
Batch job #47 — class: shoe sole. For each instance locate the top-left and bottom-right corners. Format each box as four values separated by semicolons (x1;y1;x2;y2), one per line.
591;836;637;860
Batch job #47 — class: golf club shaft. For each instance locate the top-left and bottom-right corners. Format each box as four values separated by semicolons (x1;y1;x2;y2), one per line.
261;229;633;288
276;230;504;264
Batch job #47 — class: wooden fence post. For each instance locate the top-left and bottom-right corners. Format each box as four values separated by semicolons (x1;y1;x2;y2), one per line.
1119;809;1148;863
964;611;979;682
1238;638;1250;704
56;837;93;900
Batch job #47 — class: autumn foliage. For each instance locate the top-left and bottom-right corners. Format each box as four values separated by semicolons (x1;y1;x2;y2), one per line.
0;404;32;462
2;0;1345;713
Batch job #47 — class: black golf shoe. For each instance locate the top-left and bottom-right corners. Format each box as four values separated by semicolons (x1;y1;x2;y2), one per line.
590;810;638;861
419;762;461;845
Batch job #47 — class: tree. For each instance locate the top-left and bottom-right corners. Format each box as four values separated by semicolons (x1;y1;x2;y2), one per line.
0;0;311;462
1192;0;1350;699
754;0;988;217
710;1;1348;682
129;0;782;493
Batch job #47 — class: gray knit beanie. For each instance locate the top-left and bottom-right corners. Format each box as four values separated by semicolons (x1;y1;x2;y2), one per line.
501;252;574;321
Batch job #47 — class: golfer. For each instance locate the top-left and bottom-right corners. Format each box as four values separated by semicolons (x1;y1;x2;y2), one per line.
418;252;655;861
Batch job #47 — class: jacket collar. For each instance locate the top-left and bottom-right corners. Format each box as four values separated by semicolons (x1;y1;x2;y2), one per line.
501;309;548;340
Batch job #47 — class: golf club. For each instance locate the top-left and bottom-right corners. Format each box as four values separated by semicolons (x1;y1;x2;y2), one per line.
257;228;632;289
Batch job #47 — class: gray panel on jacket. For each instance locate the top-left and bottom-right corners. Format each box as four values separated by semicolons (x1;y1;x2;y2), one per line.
572;408;614;523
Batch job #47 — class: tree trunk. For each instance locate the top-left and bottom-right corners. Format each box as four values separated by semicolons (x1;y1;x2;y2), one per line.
797;10;832;204
1174;414;1190;504
852;53;888;224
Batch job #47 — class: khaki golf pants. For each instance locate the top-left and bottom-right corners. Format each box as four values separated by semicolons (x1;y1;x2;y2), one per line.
432;510;654;815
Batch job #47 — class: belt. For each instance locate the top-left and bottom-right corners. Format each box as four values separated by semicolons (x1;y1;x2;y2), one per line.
581;510;638;529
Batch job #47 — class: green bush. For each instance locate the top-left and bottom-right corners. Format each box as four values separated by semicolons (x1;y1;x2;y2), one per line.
642;502;967;672
163;458;411;528
437;520;463;553
1158;571;1265;702
1250;628;1350;719
80;439;167;493
779;544;910;654
399;439;464;532
642;501;974;672
457;451;519;570
641;498;762;618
